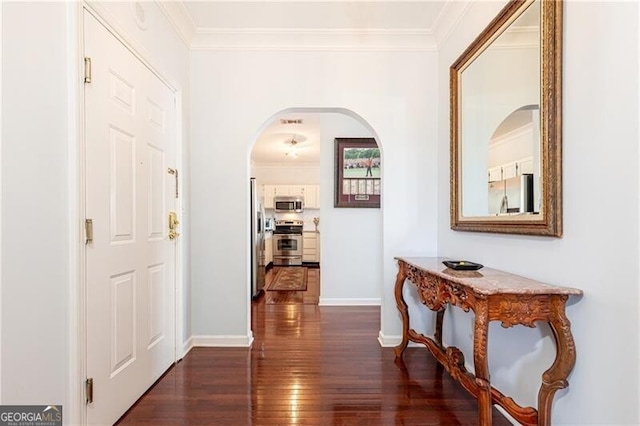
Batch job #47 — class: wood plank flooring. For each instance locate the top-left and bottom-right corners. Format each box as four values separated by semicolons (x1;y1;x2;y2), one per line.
117;268;509;425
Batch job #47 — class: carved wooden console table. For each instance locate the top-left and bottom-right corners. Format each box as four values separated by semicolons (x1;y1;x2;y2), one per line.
394;257;582;426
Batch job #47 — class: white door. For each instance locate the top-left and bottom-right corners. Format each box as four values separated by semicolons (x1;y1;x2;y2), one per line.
84;11;177;425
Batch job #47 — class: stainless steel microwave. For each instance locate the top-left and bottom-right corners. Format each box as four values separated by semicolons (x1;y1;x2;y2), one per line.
274;196;304;213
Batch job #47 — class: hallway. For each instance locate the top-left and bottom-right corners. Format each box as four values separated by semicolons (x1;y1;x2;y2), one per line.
117;302;509;425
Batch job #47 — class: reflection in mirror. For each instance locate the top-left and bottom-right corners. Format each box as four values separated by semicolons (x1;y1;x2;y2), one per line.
486;106;540;216
451;0;562;236
460;1;540;217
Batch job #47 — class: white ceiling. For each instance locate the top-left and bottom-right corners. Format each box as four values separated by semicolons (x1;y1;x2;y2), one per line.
181;2;447;31
250;114;322;165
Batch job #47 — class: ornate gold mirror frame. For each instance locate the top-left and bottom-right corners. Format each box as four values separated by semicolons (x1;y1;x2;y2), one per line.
450;0;562;236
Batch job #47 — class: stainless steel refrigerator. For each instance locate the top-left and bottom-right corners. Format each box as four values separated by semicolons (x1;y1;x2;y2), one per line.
488;174;534;215
250;178;266;299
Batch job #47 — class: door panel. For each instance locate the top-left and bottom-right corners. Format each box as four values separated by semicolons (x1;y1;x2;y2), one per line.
111;271;136;376
84;10;177;425
147;263;165;349
148;145;165;240
110;127;136;243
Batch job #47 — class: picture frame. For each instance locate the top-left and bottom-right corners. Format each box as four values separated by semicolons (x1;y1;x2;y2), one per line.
334;138;381;208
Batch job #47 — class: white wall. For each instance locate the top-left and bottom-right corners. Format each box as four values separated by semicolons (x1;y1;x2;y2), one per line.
317;113;380;303
436;1;639;424
190;49;439;341
2;2;70;406
1;2;190;424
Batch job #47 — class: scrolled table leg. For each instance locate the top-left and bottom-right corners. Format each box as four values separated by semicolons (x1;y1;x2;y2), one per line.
394;261;409;358
473;300;492;425
538;296;576;426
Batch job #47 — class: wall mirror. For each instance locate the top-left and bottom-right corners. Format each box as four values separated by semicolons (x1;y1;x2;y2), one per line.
450;0;562;236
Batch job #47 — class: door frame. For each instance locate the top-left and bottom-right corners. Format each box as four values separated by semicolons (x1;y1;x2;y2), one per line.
68;3;185;424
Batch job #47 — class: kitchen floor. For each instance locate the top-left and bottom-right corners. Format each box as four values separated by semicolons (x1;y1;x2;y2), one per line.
261;266;320;305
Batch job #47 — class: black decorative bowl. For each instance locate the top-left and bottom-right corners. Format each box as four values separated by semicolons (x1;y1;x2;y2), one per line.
442;260;484;271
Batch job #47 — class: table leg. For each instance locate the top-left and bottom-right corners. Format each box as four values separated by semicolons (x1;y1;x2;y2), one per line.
434;308;445;347
473;300;492;425
393;262;409;358
538;296;576;426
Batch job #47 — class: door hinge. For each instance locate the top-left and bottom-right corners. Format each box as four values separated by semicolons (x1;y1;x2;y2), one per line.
85;219;93;244
84;57;92;84
85;378;94;404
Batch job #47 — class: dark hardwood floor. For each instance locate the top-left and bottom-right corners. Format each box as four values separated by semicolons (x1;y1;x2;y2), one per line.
117;267;509;425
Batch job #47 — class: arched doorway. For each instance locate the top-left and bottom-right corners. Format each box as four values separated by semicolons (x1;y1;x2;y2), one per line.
248;108;384;326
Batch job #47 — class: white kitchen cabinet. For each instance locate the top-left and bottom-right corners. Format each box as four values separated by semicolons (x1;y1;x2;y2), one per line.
274;186;291;196
261;184;320;209
287;185;304;197
263;185;277;208
302;231;320;263
488;167;502;183
488;156;535;184
502;162;518;180
302;185;319;209
519;157;534;174
273;185;304;196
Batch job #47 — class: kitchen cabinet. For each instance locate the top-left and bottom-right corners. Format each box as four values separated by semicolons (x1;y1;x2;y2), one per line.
261;184;320;209
519;157;534;174
303;231;320;263
502;162;518;180
488;166;502;183
286;185;304;197
302;185;320;209
269;185;304;197
263;185;277;208
488;156;535;183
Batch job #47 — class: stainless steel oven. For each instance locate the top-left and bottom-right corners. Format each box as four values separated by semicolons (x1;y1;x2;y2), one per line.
273;220;303;266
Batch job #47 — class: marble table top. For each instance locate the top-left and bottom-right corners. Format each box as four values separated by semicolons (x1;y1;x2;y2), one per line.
396;257;583;296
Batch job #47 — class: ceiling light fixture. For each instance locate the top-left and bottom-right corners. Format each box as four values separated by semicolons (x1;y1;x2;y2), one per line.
286;138;298;158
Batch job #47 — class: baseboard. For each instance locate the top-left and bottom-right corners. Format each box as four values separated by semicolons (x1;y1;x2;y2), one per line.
318;298;381;306
181;337;195;358
495;405;519;425
378;331;401;347
190;334;254;347
377;331;427;348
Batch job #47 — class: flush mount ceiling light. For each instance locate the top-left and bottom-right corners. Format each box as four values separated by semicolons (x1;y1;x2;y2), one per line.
285;138;298;158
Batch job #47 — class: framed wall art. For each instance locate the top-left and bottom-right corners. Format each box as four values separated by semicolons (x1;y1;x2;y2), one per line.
334;138;381;208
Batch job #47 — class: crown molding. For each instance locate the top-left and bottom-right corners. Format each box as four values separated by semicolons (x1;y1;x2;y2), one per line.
155;0;478;51
154;0;197;46
191;28;437;52
432;0;473;46
490;121;534;148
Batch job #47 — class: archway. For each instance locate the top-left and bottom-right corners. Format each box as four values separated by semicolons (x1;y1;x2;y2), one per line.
248;108;385;331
